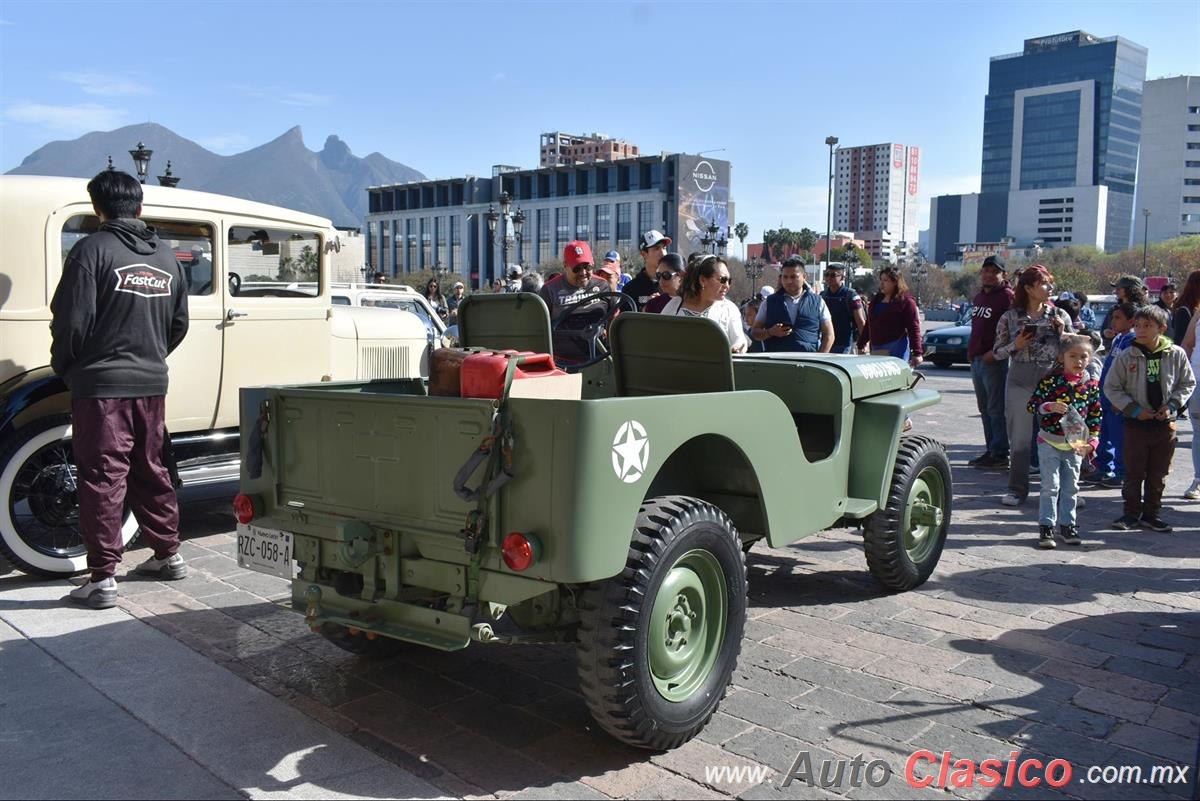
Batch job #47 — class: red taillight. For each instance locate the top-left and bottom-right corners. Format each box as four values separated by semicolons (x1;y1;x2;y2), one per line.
502;532;540;571
233;493;256;525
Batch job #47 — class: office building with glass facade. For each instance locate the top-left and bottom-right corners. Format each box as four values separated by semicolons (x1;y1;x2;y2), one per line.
364;154;734;288
981;30;1147;252
1135;76;1200;244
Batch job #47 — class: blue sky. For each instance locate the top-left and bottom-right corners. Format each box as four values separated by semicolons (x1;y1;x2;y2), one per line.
2;1;1197;241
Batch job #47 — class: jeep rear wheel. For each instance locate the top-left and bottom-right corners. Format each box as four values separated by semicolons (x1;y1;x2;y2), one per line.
863;435;951;591
576;496;746;750
0;416;140;578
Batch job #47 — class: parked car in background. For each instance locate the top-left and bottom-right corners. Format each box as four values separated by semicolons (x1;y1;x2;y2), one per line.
922;324;970;368
331;282;446;346
1087;294;1117;327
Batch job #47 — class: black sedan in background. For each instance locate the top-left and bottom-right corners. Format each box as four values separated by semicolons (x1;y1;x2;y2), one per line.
922;325;971;368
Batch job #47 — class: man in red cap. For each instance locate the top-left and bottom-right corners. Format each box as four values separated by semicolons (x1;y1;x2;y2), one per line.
539;241;609;362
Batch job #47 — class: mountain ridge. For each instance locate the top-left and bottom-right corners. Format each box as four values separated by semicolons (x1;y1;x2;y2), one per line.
6;123;424;228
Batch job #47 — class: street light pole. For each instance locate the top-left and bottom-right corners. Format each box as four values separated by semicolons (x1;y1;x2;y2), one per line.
1141;208;1151;278
824;136;838;271
498;191;512;274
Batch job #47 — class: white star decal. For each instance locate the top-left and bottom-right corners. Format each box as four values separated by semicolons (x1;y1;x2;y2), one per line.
611;421;650;484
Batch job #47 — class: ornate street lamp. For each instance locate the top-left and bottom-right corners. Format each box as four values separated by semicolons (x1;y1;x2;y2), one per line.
825;135;839;270
744;258;765;297
512;206;526;262
1141;208;1151;278
129;142;153;184
157;160;181;188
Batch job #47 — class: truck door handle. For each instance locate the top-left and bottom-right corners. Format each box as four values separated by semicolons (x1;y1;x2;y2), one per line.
226;309;248;320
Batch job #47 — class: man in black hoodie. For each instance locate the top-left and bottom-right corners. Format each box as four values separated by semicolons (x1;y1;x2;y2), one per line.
51;170;190;608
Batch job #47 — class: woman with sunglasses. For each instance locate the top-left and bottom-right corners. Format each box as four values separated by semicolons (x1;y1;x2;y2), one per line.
662;254;748;353
992;265;1072;507
423;277;448;322
643;253;685;314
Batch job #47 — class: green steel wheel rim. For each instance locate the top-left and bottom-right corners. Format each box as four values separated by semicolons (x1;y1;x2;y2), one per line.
647;548;727;703
903;466;946;565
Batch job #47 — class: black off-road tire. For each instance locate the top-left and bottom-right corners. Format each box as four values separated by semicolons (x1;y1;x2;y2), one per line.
576;496;747;750
316;622;407;659
863;435;952;591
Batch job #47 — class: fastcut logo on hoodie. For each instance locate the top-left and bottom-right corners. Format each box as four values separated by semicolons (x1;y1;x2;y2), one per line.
114;264;174;298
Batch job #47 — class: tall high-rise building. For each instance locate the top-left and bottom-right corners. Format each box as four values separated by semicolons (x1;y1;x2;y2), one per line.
834;143;920;261
981;31;1148;251
1134;76;1200;244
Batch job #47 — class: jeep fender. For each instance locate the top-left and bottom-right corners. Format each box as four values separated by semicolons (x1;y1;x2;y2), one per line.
0;367;69;442
848;388;941;508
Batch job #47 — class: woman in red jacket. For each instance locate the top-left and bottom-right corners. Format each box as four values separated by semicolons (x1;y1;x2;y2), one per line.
858;267;923;367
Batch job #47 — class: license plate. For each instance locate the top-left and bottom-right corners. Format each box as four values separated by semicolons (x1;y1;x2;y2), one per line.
925;345;937;354
237;523;294;579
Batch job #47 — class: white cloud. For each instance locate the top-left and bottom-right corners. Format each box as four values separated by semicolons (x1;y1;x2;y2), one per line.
5;102;125;135
230;85;332;108
279;91;332;107
56;71;152;97
198;133;250;153
491;72;507;82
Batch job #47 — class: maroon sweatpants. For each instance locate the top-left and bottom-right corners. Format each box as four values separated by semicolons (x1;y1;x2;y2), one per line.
71;396;181;580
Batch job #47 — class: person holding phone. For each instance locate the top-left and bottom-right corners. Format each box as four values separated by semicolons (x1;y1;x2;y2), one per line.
992;266;1073;507
751;256;834;353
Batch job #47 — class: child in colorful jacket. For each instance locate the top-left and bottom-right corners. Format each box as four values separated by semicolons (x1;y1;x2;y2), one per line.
1027;334;1102;549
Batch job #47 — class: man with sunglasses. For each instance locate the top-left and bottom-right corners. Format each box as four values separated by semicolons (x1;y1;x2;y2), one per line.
539;240;608;319
820;263;866;354
751;256;834;353
622;230;672;310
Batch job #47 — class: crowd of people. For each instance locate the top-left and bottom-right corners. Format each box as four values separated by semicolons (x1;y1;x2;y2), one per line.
965;256;1199;548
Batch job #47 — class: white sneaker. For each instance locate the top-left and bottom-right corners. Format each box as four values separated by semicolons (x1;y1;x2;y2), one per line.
134;552;188;580
1185;482;1200;501
1001;493;1022;507
69;577;117;609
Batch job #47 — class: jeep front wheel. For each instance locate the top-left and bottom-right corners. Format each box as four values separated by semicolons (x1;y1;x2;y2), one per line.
576;496;746;750
863;434;951;591
0;416;140;578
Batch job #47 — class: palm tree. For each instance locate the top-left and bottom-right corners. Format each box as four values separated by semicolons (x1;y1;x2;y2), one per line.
734;222;749;261
797;228;818;263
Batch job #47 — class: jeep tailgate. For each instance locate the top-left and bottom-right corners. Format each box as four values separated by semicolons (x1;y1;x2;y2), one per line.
244;381;494;534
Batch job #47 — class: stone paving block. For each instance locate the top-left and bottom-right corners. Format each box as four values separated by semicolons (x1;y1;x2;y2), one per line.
781;657;910;703
847;630;970;671
990;629;1111;668
1070;687;1158;724
435;691;561;749
762;629;880;670
695;711;756;747
577;760;674;799
356;660;475;709
759;609;859;643
1091;746;1198;800
1034;658;1168;703
740;641;800;671
744;618;789;643
1161;688;1200;715
835;611;943;645
733;662;814;699
862;659;991;702
884;688;1027;740
623;770;727;800
791;688;933;744
420;732;563;794
1107;721;1200;763
1145;704;1200;738
1103;655;1200;693
344;729;444;781
1065;628;1187;668
1008;722;1120;768
651;736;768;794
892;608;1007;641
738;778;838;800
504;779;610;800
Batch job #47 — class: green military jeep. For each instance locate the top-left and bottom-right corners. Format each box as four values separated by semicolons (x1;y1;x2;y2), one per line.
234;293;951;750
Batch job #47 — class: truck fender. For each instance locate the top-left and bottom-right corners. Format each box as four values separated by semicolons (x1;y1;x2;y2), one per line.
0;367;69;443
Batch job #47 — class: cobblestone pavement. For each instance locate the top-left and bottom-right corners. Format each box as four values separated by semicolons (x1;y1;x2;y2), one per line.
66;368;1200;799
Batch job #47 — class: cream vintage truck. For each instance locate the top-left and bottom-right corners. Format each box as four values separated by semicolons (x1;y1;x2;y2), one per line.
0;175;429;577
